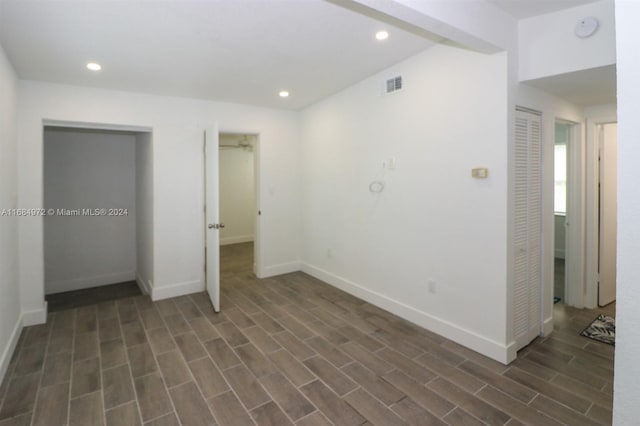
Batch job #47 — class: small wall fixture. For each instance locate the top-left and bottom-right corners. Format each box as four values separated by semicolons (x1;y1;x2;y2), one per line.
472;168;488;179
279;90;289;98
375;31;389;40
86;62;101;71
369;181;385;193
574;17;599;38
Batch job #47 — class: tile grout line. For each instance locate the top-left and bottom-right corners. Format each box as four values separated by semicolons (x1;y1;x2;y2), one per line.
116;299;155;426
66;310;77;425
155;295;228;426
88;304;109;426
28;316;54;426
204;289;327;425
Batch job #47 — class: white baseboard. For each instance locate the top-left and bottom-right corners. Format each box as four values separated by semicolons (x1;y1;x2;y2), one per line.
151;280;203;301
0;313;23;384
1;301;48;383
301;263;515;365
46;271;136;294
554;249;565;259
262;261;301;278
220;235;254;246
136;274;152;296
542;315;554;337
22;301;48;326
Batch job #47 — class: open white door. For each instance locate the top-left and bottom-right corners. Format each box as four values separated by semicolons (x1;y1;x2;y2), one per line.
205;127;221;312
598;123;617;306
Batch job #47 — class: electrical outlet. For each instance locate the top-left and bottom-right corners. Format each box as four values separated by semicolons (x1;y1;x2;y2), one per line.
427;279;436;294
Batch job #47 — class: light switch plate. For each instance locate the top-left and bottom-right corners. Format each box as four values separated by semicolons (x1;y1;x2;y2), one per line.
472;167;488;178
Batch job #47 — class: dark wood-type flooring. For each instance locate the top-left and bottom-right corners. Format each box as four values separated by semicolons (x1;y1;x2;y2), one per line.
0;242;614;425
46;281;142;313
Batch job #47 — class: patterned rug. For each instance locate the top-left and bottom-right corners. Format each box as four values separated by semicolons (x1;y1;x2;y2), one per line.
581;314;615;346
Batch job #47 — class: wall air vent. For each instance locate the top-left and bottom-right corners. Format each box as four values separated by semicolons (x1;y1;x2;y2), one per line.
385;76;403;94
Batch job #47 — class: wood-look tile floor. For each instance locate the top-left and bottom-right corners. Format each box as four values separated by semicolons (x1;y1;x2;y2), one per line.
0;243;614;425
46;281;142;313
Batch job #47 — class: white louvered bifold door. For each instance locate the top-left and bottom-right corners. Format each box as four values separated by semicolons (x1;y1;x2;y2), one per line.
514;109;542;350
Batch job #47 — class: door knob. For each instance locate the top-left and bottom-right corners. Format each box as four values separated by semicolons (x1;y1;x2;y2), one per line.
207;223;225;230
208;224;215;229
220;223;225;229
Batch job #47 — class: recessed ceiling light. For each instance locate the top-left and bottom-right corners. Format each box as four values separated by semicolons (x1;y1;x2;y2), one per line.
375;31;389;40
86;62;101;71
279;91;289;98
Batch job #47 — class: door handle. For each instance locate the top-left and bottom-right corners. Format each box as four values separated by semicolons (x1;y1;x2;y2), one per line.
208;223;225;230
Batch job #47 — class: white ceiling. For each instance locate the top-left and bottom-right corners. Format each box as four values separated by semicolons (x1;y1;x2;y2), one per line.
489;0;602;19
522;64;617;106
0;0;439;110
0;0;614;110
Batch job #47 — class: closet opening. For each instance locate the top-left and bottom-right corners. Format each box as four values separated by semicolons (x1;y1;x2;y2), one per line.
43;125;153;310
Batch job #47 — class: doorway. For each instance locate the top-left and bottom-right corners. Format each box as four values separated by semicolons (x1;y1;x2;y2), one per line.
553;122;570;304
204;129;261;312
219;133;257;278
43;125;154;302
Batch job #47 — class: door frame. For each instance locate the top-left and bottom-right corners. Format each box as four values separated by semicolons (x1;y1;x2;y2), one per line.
555;119;584;308
216;130;263;277
204;127;264;286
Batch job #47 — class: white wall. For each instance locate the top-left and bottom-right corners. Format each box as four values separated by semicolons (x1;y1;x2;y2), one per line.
519;0;616;82
136;132;154;294
301;44;512;363
0;44;21;383
43;129;137;294
613;1;640;422
219;134;255;245
17;81;301;313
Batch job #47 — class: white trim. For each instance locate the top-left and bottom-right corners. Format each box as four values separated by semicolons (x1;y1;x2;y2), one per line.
43;119;152;133
220;235;254;246
254;133;263;278
542;315;554;337
22;302;48;326
301;263;515;364
0;314;23;383
45;271;136;295
151;280;203;301
262;262;301;278
136;274;152;295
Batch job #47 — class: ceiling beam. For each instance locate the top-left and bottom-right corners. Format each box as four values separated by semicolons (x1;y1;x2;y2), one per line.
328;0;515;54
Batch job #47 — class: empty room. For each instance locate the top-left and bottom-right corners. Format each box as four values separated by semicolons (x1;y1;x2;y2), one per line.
1;0;639;425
